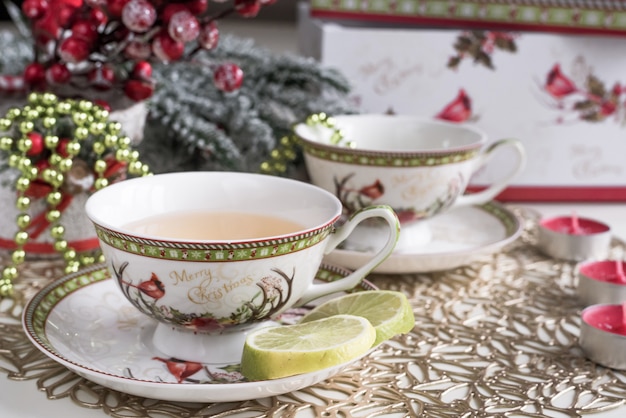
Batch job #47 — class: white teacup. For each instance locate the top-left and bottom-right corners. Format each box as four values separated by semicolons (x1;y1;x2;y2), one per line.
85;171;399;364
294;114;526;251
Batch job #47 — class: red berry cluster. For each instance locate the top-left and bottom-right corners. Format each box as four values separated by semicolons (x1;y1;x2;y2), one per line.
19;0;275;104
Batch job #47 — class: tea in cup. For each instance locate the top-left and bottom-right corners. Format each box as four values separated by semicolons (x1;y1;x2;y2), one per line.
85;171;399;364
294;114;526;251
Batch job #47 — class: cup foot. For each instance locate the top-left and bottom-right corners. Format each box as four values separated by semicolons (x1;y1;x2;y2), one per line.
152;321;276;364
342;221;432;253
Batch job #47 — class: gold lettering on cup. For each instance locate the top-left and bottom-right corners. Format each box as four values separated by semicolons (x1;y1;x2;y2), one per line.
170;268;213;285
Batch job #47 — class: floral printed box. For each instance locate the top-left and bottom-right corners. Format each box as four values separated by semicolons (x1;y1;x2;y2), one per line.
298;4;626;201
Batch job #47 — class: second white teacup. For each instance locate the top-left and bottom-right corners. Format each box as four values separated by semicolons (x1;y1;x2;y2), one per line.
294;114;526;251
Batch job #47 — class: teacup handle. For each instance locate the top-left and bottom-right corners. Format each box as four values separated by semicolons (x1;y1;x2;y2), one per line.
451;138;526;208
297;205;399;305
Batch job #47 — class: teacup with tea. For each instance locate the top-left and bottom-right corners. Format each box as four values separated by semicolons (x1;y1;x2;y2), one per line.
294;114;526;251
85;171;399;364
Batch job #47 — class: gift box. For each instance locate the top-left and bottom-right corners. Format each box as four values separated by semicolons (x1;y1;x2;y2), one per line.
298;3;626;202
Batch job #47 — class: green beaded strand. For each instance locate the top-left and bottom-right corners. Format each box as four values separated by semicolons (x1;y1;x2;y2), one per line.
0;92;151;298
258;112;356;177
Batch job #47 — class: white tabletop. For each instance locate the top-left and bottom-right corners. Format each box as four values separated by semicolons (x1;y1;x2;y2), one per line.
2;19;626;418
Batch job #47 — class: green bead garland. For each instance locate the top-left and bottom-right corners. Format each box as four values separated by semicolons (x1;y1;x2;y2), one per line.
0;92;151;298
259;112;355;177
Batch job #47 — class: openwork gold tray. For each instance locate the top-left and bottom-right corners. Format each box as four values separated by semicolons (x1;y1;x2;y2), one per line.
2;207;626;417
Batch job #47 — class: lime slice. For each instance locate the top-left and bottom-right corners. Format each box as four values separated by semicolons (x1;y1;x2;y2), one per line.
301;290;415;346
241;314;376;381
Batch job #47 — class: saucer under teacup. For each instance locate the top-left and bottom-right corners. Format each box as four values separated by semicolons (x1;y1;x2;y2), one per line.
342;219;433;253
325;202;522;274
22;263;376;403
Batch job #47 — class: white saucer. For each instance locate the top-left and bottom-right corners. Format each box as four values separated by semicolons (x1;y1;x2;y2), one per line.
325;202;522;274
22;264;375;403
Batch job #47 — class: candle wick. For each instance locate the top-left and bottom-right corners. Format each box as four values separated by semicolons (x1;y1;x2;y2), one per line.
571;211;581;234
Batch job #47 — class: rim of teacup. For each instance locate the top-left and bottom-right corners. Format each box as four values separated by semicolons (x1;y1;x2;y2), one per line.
294;114;487;159
85;171;342;247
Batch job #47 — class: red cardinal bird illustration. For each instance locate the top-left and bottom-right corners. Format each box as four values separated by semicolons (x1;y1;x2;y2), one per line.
112;262;165;300
135;273;166;299
545;64;578;99
153;357;203;383
436;89;472;123
358;180;385;200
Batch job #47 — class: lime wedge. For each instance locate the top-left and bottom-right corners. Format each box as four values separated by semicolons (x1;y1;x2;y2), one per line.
301;290;415;346
241;314;375;381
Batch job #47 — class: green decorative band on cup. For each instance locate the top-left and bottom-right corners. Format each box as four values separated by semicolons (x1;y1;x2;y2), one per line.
94;225;333;262
299;141;479;167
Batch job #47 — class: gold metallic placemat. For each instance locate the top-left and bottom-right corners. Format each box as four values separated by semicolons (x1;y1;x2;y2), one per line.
2;207;626;417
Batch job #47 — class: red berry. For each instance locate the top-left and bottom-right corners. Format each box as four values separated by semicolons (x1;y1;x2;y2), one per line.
185;0;208;15
26;132;45;156
58;36;91;63
93;100;112;111
213;63;243;92
71;20;98;45
56;138;71;157
63;0;83;7
35;159;51;174
124;79;154;101
88;65;115;90
161;3;188;23
32;12;61;44
131;60;152;80
23;63;46;86
122;0;157;33
56;5;78;27
88;8;108;26
106;0;131;18
21;0;49;19
234;0;261;18
198;21;219;49
45;63;71;84
152;31;184;62
168;10;200;43
124;40;152;59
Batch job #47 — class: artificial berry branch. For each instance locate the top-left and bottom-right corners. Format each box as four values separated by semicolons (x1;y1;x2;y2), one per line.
12;0;276;105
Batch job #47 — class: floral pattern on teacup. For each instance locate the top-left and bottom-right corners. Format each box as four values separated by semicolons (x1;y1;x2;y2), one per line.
143;358;243;384
334;173;463;224
111;261;295;331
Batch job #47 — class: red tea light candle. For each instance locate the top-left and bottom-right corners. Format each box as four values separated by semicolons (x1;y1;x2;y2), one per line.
577;260;626;306
537;214;611;261
580;302;626;370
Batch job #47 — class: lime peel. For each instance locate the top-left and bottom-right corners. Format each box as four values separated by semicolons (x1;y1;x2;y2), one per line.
300;290;415;346
241;314;375;381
